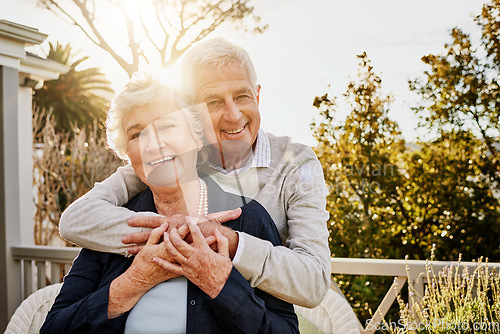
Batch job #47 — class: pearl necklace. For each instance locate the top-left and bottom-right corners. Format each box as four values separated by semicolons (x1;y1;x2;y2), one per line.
197;178;208;216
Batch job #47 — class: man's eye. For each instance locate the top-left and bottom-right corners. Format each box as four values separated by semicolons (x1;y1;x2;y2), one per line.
236;94;251;101
207;100;221;106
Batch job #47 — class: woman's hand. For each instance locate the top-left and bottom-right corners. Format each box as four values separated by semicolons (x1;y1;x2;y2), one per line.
153;223;232;299
108;223;180;318
123;208;242;254
126;223;181;287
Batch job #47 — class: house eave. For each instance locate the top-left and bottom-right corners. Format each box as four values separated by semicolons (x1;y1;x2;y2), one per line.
0;20;47;46
20;54;69;81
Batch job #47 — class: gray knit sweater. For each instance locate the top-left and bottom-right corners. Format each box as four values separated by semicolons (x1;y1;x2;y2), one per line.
59;132;331;307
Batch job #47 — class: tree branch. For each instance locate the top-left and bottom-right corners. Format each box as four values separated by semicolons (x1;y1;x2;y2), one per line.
118;4;140;73
140;12;162;54
40;0;265;75
72;0;136;75
171;3;228;63
41;0;100;46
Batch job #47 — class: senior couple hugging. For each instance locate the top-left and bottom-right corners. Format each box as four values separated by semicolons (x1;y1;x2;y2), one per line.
41;37;331;334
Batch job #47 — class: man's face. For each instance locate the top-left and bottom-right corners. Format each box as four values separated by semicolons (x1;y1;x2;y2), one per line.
194;63;261;167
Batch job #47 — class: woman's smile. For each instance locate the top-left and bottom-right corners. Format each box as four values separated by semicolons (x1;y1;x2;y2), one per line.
147;155;176;166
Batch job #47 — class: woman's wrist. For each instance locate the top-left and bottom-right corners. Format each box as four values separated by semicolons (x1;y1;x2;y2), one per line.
203;258;233;299
108;270;151;318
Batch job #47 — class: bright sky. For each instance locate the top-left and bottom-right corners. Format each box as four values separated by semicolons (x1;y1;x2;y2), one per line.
3;0;487;146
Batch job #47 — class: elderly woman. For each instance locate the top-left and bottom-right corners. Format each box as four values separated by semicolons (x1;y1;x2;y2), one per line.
40;74;298;334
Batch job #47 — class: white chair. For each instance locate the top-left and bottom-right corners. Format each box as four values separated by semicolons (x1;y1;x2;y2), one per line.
4;283;62;334
5;283;361;334
295;288;361;334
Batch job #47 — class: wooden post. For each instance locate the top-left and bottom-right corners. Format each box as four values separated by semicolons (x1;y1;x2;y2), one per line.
0;64;23;332
0;20;64;331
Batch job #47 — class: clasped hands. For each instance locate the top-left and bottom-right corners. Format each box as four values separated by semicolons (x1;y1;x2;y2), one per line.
124;208;241;299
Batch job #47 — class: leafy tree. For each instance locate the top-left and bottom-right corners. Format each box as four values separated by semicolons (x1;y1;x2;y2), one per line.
37;0;267;77
478;0;500;67
311;0;500;324
312;47;500;323
400;131;500;262
312;52;409;322
408;0;500;261
409;1;500;187
312;52;409;259
32;43;118;245
33;42;113;133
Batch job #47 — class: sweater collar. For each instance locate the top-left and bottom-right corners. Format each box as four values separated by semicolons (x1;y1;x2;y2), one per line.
208;129;271;175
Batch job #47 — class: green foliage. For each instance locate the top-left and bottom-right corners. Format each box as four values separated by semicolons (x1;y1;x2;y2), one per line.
33;42;113;133
311;0;500;324
312;52;409;322
312;52;407;260
478;0;500;67
409;4;499;187
399;132;500;262
407;0;500;261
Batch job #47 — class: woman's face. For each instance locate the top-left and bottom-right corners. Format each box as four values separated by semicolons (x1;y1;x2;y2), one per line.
123;99;200;188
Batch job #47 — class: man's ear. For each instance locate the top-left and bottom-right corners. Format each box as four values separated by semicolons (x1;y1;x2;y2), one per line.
256;84;261;104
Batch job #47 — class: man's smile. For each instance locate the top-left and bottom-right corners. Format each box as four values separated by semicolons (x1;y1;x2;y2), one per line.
222;124;246;135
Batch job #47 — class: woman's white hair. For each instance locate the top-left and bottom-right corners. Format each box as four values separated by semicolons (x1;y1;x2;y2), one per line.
179;37;258;100
107;72;204;161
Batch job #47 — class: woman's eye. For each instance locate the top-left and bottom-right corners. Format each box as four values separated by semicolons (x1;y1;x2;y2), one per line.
157;124;175;133
129;132;140;140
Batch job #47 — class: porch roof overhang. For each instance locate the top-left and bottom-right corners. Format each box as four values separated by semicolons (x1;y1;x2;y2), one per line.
20;54;69;81
0;19;69;79
0;20;47;45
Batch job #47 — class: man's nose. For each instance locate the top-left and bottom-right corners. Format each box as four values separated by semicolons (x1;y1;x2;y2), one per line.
223;99;242;122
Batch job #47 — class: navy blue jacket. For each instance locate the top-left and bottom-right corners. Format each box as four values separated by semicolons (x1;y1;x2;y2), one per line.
41;178;299;333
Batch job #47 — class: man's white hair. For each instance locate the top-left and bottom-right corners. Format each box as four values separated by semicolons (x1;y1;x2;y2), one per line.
179;37;258;100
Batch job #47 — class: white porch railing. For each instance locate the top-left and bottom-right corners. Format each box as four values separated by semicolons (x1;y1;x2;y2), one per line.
331;257;500;333
9;245;500;334
10;245;80;299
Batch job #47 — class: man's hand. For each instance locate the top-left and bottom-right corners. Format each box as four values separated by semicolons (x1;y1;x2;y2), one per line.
123;215;185;254
195;221;239;259
153;224;232;299
123;208;242;255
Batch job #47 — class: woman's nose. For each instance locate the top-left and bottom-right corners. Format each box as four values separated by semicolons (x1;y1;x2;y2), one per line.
141;128;164;153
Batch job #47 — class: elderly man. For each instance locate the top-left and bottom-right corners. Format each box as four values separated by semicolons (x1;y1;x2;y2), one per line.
59;38;331;308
